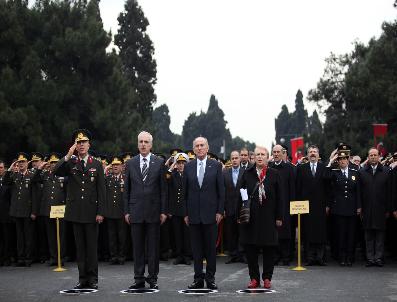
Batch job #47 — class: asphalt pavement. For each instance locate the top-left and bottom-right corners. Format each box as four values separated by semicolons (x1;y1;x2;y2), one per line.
1;257;396;302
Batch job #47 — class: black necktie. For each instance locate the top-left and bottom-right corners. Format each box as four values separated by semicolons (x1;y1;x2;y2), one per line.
81;159;85;171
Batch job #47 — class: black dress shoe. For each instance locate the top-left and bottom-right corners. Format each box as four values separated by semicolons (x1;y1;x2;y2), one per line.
346;261;352;267
149;282;158;289
129;282;145;289
318;260;327;266
184;258;192;265
339;261;346;266
365;260;375;267
74;282;87;289
173;256;184;265
188;280;204;289
375;259;384;267
206;280;218;290
87;282;98;289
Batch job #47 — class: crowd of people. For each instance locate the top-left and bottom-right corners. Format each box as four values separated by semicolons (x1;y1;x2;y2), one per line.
0;129;396;291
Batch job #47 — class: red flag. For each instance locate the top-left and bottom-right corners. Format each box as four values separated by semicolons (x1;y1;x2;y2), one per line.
290;137;304;164
373;123;388;146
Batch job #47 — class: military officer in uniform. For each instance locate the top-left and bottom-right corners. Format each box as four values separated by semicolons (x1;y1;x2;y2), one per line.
104;156;126;265
0;160;13;266
54;129;105;289
31;152;49;263
4;152;39;266
35;153;67;266
326;150;361;266
167;152;191;265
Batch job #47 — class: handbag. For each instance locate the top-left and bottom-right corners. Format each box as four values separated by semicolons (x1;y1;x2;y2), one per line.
239;180;263;224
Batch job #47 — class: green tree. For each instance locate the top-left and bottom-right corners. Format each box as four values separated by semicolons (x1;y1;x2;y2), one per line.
114;0;157;120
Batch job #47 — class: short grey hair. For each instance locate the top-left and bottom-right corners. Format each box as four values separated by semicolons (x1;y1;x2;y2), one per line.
137;131;153;144
192;136;209;149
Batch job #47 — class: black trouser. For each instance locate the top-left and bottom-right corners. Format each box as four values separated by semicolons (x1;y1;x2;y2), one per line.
37;216;49;261
189;223;217;282
305;242;325;263
131;222;160;283
245;244;275;281
276;238;291;263
335;215;356;262
0;222;14;264
73;223;98;284
365;229;385;261
225;215;240;258
98;220;109;261
171;216;190;258
160;220;170;257
45;217;65;261
14;217;34;263
107;218;126;261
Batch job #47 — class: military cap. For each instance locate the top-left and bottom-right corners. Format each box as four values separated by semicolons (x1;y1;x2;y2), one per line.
122;152;134;162
72;129;91;143
207;152;218;161
31;152;44;161
48;152;61;163
111;156;123;165
154;153;166;161
16;152;29;162
185;150;195;160
225;159;232;168
170;148;183;157
336;142;351;152
393;152;397;160
337;151;349;159
174;152;188;162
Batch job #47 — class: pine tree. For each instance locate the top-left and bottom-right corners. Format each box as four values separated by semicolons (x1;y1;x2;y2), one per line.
114;0;157;120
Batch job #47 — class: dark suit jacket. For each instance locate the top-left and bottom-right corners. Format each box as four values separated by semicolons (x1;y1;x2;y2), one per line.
184;158;225;224
359;164;391;230
105;174;124;219
0;175;11;222
223;167;243;217
123;154;167;223
269;161;295;239
296;161;329;243
54;155;105;223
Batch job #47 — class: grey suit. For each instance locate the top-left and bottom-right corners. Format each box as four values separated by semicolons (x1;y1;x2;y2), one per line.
123;154;167;283
184;157;225;282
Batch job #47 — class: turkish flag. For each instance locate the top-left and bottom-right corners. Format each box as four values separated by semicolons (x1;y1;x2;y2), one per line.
291;137;304;164
373;123;388;146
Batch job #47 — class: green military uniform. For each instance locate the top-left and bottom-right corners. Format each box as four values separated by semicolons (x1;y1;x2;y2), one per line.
4;153;39;266
104;156;126;264
54;129;105;288
35;153;67;265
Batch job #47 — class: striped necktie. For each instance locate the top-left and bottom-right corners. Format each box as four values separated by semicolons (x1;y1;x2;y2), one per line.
141;158;148;181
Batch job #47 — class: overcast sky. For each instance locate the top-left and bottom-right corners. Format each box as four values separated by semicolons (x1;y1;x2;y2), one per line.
99;0;396;149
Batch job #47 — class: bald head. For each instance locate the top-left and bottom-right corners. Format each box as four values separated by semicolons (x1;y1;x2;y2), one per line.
272;144;283;163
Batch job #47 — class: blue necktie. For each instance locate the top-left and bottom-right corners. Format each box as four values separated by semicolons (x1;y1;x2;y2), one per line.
232;169;238;187
198;162;204;188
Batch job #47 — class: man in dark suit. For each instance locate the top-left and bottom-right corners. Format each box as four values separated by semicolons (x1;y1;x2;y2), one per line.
296;145;329;266
123;131;167;290
359;147;391;267
54;129;105;289
223;150;244;264
184;136;224;290
269;144;295;266
240;148;251;170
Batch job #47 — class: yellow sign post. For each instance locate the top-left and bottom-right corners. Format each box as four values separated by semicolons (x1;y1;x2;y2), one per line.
290;200;309;271
50;205;67;272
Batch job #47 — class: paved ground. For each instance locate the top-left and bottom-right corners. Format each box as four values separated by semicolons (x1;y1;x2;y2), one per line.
1;258;397;302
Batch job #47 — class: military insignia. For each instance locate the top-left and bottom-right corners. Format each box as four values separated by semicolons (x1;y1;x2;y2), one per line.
89;168;96;172
351;175;356;181
91;177;94;182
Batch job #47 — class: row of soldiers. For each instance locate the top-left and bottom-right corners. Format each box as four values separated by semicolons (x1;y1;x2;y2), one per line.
0;141;397;268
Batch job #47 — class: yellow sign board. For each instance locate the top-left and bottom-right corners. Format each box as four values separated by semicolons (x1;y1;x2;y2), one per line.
290;200;309;215
50;205;66;218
